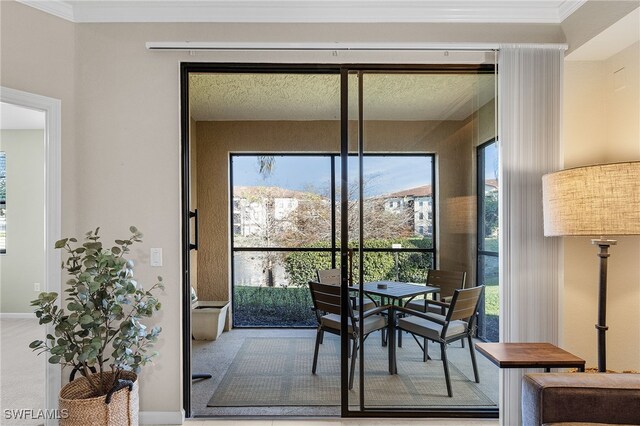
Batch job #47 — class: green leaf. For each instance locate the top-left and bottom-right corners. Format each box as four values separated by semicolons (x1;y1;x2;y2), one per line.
48;355;61;364
54;239;68;249
29;340;43;349
129;226;138;233
112;247;121;255
50;345;66;355
79;315;93;325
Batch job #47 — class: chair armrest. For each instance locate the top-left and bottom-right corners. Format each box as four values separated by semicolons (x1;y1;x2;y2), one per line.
424;299;450;308
361;304;393;319
394;306;447;325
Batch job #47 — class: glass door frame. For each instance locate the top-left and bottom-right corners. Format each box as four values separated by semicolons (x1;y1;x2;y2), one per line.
180;62;498;419
476;138;500;342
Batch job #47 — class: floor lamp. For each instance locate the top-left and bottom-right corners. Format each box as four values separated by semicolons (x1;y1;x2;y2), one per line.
542;161;640;372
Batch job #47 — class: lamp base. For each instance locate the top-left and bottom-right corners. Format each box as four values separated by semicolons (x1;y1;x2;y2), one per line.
591;239;617;373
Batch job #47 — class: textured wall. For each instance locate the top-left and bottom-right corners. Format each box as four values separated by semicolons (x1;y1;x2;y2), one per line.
195;117;489;313
0;130;45;313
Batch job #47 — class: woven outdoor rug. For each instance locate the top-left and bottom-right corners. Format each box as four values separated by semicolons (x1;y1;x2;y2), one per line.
207;337;495;407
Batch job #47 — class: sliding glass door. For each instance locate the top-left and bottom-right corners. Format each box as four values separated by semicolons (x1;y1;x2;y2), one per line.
344;66;498;415
182;61;498;419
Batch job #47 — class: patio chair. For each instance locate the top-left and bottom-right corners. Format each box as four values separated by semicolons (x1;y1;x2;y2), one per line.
316;268;378;312
403;269;467;349
308;280;389;389
405;269;467;314
395;285;485;397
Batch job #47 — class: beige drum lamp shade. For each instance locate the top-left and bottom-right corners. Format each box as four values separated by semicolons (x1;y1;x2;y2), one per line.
542;161;640;237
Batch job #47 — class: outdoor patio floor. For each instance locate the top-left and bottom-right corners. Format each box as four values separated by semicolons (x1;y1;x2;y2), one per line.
191;328;499;418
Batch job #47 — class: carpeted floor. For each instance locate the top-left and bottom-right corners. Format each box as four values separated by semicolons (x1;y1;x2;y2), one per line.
0;318;46;426
208;336;495;408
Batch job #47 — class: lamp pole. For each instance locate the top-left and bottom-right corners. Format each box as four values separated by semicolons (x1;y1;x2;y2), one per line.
592;238;616;373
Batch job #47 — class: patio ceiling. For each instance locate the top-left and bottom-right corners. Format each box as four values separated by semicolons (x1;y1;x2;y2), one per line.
189;72;495;121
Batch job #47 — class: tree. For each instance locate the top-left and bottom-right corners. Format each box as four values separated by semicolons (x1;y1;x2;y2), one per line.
483;190;498;238
283;176;415;245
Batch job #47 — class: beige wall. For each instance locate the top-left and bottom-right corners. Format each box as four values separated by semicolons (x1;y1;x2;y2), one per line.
563;42;640;371
0;1;77;240
0;0;561;416
195;116;490;309
0;130;45;313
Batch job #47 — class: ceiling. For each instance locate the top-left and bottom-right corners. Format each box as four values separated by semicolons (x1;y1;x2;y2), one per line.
19;0;585;23
0;103;45;130
189;73;495;121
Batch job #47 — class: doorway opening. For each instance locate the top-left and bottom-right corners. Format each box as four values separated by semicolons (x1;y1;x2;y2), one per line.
181;63;499;419
0;88;62;425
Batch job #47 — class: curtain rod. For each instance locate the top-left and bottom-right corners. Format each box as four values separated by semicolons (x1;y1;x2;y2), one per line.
145;42;568;51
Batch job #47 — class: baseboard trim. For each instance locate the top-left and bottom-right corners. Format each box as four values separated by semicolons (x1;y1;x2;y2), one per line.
139;410;185;425
0;313;35;319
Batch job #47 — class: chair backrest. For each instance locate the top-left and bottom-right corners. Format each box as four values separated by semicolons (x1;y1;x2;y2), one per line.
316;269;341;285
309;280;356;318
427;269;466;300
446;285;484;323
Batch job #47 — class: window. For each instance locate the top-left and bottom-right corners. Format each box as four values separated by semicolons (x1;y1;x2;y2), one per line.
418;212;424;220
477;140;499;342
230;153;436;327
0;152;5;254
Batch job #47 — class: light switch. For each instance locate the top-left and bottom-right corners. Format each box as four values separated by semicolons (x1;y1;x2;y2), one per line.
150;248;163;267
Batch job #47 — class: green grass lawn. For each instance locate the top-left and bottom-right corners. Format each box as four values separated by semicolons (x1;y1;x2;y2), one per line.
484;284;499;316
234;286;316;326
234;282;501;330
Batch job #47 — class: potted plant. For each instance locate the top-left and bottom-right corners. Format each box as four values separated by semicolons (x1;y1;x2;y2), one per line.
29;227;163;426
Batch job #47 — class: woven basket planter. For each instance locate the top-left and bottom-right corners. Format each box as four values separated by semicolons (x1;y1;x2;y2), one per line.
59;371;139;426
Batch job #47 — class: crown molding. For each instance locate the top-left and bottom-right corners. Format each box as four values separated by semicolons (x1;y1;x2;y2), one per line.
17;1;585;24
16;0;74;22
558;0;588;22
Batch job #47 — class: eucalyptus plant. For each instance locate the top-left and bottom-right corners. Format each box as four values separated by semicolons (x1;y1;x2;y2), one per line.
29;227;164;396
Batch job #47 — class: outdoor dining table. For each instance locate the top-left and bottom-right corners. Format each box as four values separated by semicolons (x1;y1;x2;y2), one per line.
353;281;440;374
361;280;439;307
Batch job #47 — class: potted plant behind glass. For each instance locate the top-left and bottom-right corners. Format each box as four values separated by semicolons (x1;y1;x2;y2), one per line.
30;227;163;426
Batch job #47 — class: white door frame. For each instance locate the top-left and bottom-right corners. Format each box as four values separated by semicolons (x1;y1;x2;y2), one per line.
1;86;62;422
